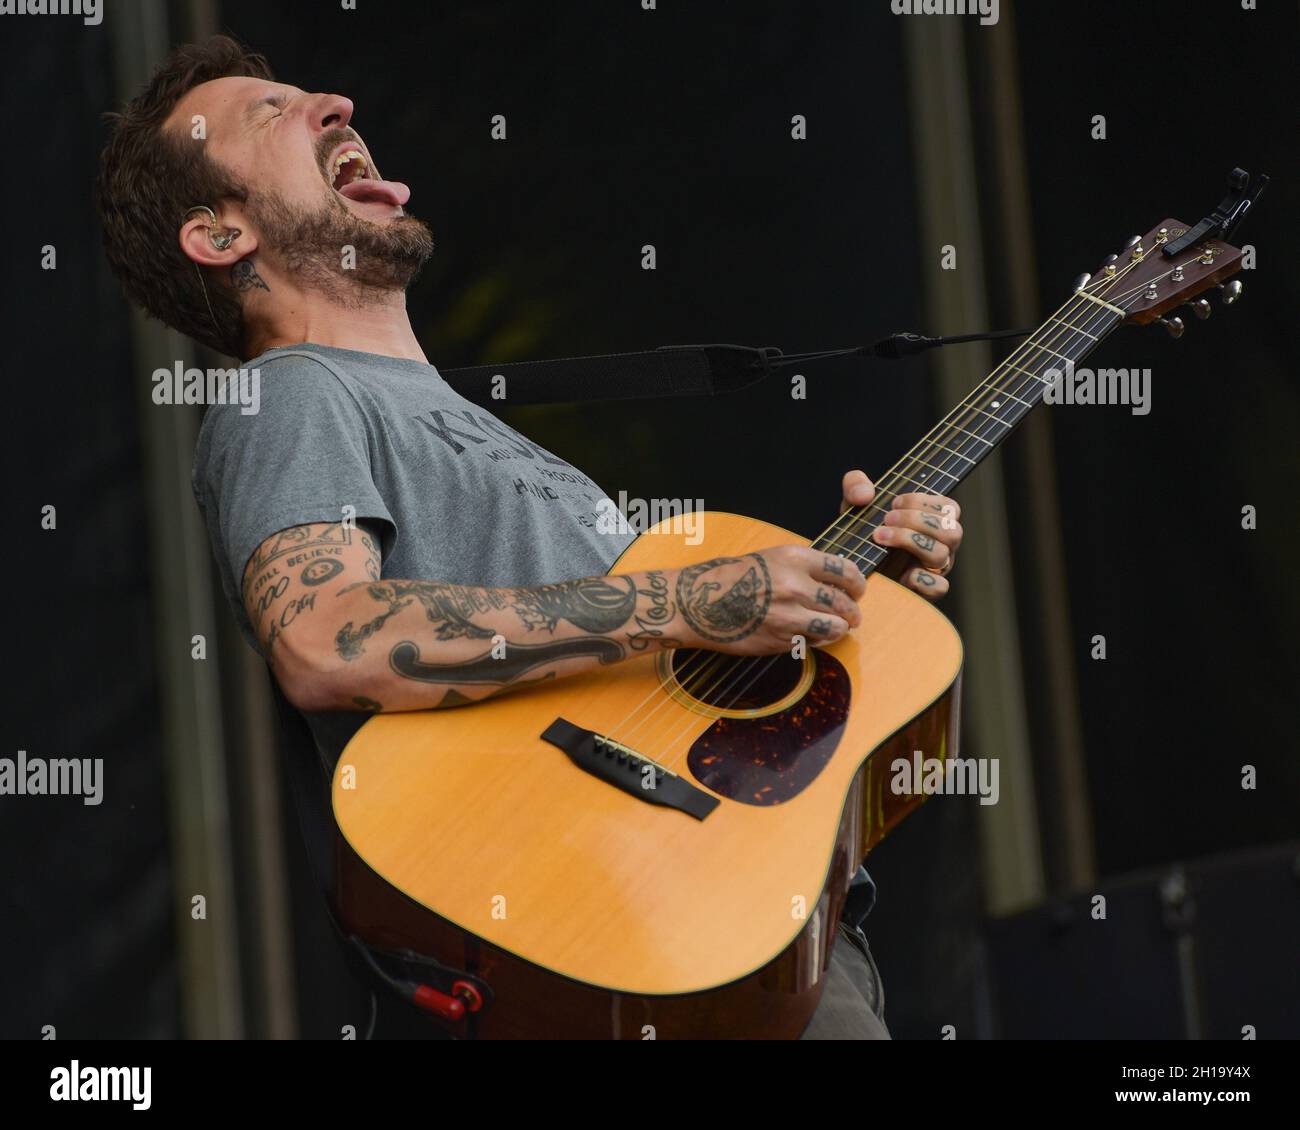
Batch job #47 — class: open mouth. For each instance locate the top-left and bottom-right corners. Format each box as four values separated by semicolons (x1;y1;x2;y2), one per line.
331;147;371;192
324;140;410;209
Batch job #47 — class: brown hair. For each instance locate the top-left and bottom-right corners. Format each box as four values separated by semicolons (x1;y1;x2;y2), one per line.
96;36;273;356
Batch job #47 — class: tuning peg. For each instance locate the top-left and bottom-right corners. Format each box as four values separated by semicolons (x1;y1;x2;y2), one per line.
1156;315;1185;339
1186;298;1212;320
1124;235;1141;248
1073;272;1091;291
1217;280;1243;305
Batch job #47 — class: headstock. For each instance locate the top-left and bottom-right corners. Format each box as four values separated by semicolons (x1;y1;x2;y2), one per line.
1073;168;1266;339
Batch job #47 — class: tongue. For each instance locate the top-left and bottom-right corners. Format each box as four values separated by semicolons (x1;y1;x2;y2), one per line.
338;177;410;207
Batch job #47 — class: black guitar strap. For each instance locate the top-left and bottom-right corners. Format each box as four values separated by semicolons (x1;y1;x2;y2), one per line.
437;329;1041;406
439;343;780;405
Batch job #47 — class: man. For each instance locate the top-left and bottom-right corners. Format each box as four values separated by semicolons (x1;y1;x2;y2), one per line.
97;36;964;1039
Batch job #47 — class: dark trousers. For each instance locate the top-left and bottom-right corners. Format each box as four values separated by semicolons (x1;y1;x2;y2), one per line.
798;923;891;1040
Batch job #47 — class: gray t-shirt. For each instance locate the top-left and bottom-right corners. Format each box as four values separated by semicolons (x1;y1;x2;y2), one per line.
193;343;635;652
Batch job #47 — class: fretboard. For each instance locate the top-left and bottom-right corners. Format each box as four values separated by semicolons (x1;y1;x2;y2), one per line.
813;295;1126;569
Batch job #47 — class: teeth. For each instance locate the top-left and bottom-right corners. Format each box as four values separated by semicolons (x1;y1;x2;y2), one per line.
331;149;369;186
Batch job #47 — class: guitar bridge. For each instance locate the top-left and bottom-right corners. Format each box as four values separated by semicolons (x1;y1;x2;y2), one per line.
540;717;720;821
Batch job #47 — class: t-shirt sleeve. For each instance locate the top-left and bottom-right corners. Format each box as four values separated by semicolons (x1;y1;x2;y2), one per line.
191;354;396;631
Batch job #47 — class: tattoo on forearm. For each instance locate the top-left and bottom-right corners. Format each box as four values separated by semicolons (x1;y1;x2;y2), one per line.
390;636;624;685
626;570;679;651
335;579;500;661
334;575;642;662
437;688;476;707
509;577;637;634
676;554;772;643
230;259;269;292
433;672;557;708
336;602;407;661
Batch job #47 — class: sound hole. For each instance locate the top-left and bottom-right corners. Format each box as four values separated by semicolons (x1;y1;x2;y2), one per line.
667;649;806;711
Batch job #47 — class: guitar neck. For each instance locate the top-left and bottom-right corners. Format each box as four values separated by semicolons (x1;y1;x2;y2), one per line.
812;293;1127;570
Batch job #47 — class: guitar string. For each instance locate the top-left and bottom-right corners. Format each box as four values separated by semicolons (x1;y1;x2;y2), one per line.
603;257;1154;765
669;249;1187;751
632;287;1140;772
636;287;1141;774
603;256;1156;753
816;269;1160;556
603;249;1169;766
607;270;1149;768
598;296;1118;770
657;255;1173;753
815;249;1177;556
705;256;1164;623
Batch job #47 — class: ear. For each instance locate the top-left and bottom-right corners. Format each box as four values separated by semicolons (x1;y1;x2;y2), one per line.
178;209;258;269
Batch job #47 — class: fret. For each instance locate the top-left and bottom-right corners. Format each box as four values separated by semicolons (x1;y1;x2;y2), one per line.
1047;316;1099;340
904;454;963;482
988;389;1033;409
814;300;1126;562
963;403;1017;428
1030;344;1073;363
931;440;978;465
946;422;994;446
827;532;888;561
886;470;956;496
1001;360;1051;383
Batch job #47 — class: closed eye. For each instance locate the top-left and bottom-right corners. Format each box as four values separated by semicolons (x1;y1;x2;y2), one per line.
254;93;291;121
244;89;303;128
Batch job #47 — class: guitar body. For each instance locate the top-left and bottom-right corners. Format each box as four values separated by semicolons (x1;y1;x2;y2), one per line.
332;511;963;1038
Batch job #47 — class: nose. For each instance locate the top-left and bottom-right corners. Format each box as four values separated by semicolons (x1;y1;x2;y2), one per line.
311;93;354;134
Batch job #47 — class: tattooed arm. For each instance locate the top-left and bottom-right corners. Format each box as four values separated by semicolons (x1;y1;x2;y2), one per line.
243;521;866;713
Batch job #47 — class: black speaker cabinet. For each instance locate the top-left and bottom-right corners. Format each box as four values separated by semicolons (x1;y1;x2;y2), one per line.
984;844;1300;1039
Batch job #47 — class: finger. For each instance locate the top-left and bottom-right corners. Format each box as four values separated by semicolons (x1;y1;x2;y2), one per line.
809;550;867;599
798;581;862;628
840;469;876;513
882;507;963;551
893;492;960;525
902;567;950;601
871;524;952;570
789;612;850;648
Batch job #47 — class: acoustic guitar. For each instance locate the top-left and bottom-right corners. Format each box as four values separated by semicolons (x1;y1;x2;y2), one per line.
330;213;1249;1038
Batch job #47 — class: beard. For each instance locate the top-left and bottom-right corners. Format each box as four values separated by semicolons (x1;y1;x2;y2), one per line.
244;186;434;307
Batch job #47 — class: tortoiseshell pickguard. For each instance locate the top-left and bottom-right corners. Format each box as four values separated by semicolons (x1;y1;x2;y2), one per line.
686;650;851;805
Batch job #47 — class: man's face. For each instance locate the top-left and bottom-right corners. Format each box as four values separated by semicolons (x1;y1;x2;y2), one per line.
170;76;432;297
